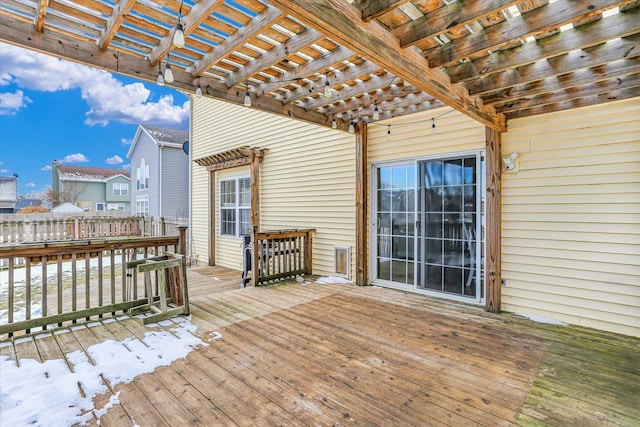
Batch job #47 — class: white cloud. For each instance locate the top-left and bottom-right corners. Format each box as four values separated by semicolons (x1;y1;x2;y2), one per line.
0;90;31;115
0;43;190;127
60;153;89;163
25;182;36;188
0;168;8;173
122;163;131;171
121;137;133;145
41;165;52;171
105;155;123;165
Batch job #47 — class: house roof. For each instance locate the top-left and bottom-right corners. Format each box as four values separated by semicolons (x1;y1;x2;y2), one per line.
127;124;189;158
57;166;130;181
142;124;189;145
1;1;638;132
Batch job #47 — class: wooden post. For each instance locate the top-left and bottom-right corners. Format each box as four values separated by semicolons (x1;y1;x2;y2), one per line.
485;126;502;313
178;225;188;255
305;230;313;275
209;170;216;265
250;153;261;286
355;121;368;286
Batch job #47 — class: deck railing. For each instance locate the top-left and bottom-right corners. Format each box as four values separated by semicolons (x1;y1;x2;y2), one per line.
253;229;314;285
0;235;185;337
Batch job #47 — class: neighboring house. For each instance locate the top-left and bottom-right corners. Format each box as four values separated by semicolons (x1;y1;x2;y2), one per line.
51;202;84;214
190;96;639;338
0;175;18;214
127;124;189;217
51;161;130;213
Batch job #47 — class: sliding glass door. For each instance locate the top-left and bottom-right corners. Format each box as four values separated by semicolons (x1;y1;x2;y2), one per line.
372;153;484;301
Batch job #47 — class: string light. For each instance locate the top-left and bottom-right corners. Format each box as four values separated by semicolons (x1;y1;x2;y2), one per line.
195;78;202;98
173;1;185;49
243;82;251;107
156;63;164;86
323;73;332;99
368;109;455;133
164;57;174;84
373;105;380;121
331;116;337;129
348;121;355;133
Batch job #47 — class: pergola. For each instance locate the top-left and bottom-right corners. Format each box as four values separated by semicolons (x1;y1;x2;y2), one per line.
1;0;638;131
1;0;639;310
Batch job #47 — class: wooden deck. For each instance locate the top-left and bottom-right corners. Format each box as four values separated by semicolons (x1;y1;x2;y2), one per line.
1;266;638;426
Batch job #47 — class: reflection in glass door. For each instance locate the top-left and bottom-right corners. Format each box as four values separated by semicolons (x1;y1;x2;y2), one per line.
374;164;415;286
417;155;483;299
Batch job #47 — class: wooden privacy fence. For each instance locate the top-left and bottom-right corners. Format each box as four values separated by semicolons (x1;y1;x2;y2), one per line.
0;235;188;337
0;215;189;244
252;229;314;285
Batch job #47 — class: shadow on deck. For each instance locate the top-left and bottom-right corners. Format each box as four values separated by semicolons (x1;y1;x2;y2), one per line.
1;265;638;426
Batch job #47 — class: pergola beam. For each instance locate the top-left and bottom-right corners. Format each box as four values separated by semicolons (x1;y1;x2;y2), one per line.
35;0;49;33
424;0;633;68
97;0;136;51
147;0;226;66
189;4;284;77
269;0;507;131
354;0;410;22
394;0;520;48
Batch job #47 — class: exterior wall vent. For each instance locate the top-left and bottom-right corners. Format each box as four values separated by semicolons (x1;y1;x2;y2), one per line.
334;246;351;278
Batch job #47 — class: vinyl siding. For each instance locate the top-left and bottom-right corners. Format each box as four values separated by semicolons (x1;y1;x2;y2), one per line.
129;132;160;216
191;98;356;277
160;146;189;217
368;107;485;163
501;97;640;337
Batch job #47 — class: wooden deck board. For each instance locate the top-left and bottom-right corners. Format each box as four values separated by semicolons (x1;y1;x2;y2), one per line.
1;266;639;426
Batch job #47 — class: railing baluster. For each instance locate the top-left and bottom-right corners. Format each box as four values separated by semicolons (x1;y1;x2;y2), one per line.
72;252;77;323
85;252;90;319
57;254;63;326
8;258;14;326
41;255;47;329
25;258;31;327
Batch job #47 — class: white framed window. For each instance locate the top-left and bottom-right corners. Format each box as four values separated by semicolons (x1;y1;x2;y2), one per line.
136;195;149;216
220;176;251;237
113;183;128;196
107;203;125;210
137;159;149;190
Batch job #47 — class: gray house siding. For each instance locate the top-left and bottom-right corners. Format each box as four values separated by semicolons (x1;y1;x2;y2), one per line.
128;124;188;217
129;131;160;216
160;146;189;217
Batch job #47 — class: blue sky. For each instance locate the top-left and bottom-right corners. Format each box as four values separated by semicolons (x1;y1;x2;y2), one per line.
0;42;190;197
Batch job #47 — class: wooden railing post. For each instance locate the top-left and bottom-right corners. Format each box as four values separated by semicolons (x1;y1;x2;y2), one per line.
178;225;188;255
305;230;313;275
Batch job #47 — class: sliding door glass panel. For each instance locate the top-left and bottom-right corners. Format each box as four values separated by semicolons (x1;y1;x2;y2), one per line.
375;163;415;285
418;155;481;298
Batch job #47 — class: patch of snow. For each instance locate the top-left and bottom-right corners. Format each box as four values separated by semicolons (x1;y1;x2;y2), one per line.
518;313;568;326
0;319;205;426
315;276;353;284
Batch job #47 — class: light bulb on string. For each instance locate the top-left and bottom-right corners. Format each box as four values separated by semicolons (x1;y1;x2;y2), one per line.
331;116;337;129
373;105;380;121
348;121;355;133
164;61;174;84
195;78;202;98
243;83;251;107
173;22;185;48
323;74;332;99
173;1;185;48
156;63;164;86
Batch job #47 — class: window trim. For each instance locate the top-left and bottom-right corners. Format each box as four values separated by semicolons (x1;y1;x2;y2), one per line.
136;194;149;216
113;182;129;196
219;175;251;238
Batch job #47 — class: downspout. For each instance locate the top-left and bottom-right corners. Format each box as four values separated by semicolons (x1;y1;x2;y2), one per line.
158;143;162;217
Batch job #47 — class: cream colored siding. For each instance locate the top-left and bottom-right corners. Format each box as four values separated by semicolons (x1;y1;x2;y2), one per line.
368;107;485;163
191;98;356;277
501;98;640;337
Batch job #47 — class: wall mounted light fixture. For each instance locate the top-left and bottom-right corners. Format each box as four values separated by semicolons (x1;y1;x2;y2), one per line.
502;152;519;171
